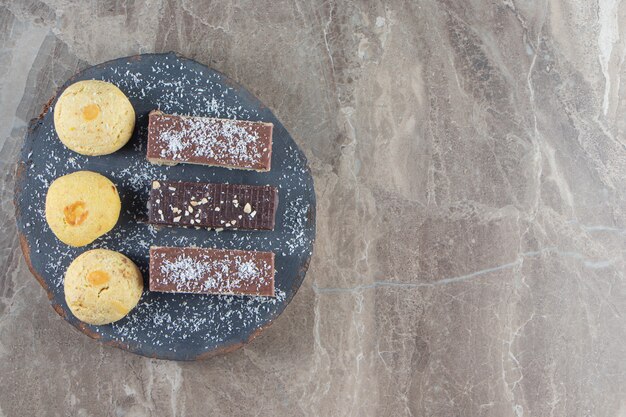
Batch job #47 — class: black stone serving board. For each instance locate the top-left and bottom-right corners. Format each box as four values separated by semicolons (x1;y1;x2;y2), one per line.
14;53;316;361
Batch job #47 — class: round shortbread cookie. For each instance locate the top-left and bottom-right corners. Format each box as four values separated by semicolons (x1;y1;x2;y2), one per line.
54;80;135;155
45;171;121;247
64;249;143;325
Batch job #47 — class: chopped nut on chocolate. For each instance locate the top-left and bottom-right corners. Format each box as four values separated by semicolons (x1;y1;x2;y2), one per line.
173;216;181;222
152;180;161;189
148;181;278;231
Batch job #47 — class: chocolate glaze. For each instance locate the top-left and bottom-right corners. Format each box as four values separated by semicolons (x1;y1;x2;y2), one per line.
148;180;278;230
146;110;273;171
150;246;275;297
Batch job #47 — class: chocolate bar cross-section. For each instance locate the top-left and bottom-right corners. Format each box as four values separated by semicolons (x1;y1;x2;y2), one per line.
147;110;273;171
150;247;275;297
148;180;278;231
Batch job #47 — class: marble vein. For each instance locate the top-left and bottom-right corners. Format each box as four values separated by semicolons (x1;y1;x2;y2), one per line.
311;247;617;294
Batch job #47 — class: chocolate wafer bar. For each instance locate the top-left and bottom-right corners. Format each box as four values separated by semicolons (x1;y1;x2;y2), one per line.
148;180;278;231
149;246;275;297
146;110;273;171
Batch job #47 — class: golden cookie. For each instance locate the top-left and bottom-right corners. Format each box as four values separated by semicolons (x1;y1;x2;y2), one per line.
64;249;143;325
45;171;121;247
53;80;135;155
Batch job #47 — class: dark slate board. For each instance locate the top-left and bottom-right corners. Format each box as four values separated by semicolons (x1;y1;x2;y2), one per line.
14;53;316;361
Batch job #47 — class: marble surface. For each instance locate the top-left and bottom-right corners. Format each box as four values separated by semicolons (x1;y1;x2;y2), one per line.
0;1;625;416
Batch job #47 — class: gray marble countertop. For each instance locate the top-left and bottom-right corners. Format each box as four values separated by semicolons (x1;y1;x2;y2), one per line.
0;1;624;416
